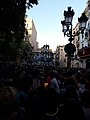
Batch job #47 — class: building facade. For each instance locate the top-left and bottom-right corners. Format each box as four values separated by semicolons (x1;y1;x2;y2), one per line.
78;0;90;69
25;18;38;50
55;45;66;67
72;0;90;69
72;23;80;68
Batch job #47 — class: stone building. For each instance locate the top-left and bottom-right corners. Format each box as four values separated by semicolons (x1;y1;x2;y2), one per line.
25;18;38;50
55;45;66;67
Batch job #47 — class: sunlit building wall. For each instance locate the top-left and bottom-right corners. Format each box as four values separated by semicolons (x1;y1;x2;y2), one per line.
72;23;80;68
25;18;38;50
55;45;66;67
77;0;90;69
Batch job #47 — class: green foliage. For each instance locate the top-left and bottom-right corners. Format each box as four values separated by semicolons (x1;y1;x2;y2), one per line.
0;0;25;42
0;0;38;41
26;0;38;8
19;41;33;62
0;0;38;61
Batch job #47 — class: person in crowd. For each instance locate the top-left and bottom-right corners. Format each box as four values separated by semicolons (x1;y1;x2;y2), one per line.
47;70;60;94
43;88;59;120
81;89;90;120
0;86;26;120
59;86;85;120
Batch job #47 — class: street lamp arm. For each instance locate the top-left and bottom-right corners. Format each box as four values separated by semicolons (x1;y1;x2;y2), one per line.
61;6;88;68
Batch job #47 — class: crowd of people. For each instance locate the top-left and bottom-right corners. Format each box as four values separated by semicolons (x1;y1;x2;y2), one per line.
0;61;90;120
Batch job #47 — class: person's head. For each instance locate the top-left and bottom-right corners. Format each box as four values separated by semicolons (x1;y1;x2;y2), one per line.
64;77;77;88
64;70;72;78
50;70;58;79
62;98;85;120
63;86;79;104
14;73;33;91
81;89;90;108
0;86;18;116
0;86;17;104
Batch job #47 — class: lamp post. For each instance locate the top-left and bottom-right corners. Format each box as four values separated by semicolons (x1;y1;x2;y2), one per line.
78;12;88;38
61;7;88;68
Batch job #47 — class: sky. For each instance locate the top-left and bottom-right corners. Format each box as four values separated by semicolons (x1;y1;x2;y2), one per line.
26;0;87;51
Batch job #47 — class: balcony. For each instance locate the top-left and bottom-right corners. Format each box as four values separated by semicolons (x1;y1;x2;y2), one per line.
78;46;90;58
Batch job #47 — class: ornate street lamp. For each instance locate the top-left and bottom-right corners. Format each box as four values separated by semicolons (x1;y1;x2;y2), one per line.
61;7;76;68
61;7;75;41
78;12;88;30
78;12;88;38
61;7;88;68
64;7;75;25
61;20;67;33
